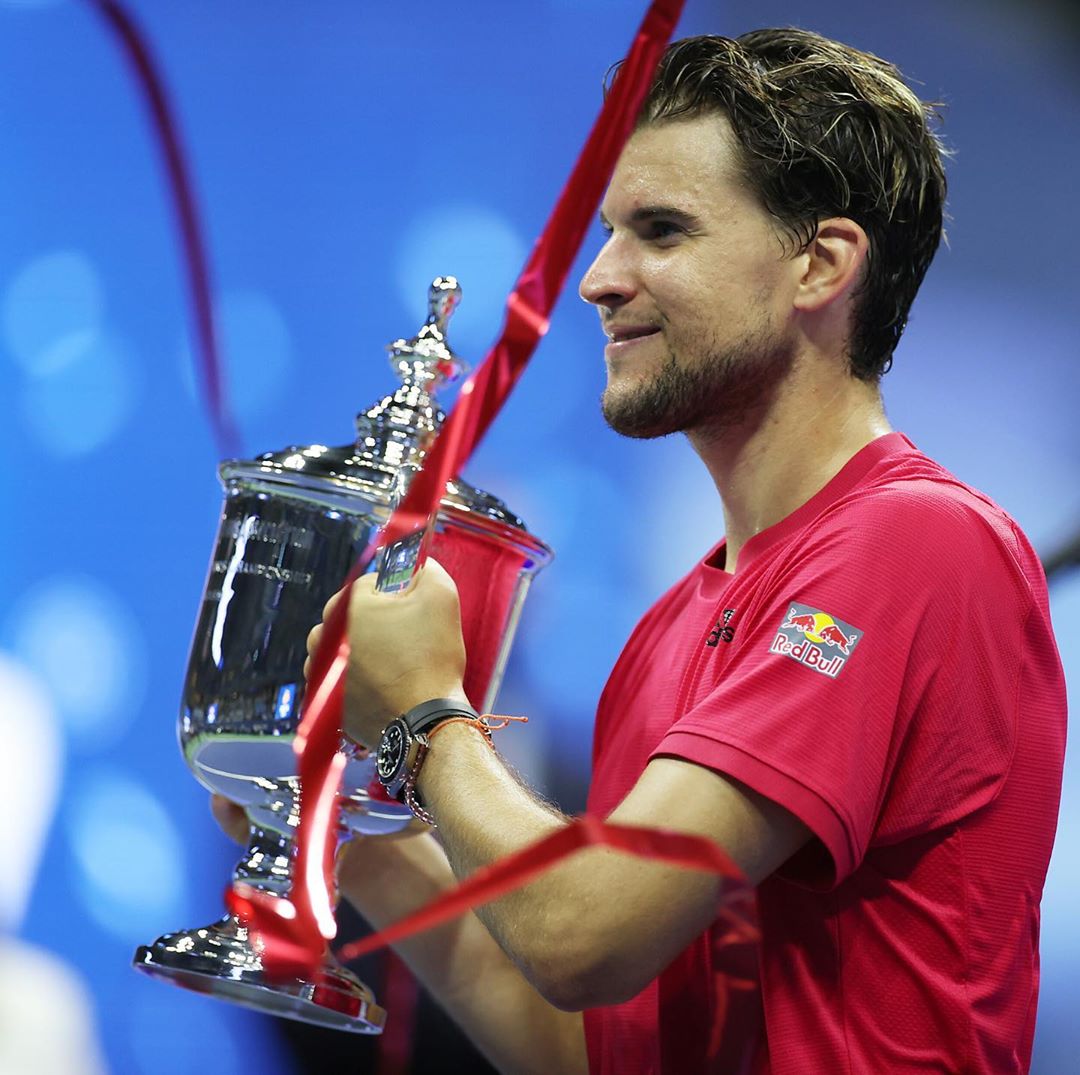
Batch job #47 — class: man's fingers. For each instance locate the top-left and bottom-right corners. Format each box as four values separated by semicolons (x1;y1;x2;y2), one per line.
352;574;377;597
419;557;462;602
322;588;344;619
210;794;249;846
304;622;322;681
305;566;408;684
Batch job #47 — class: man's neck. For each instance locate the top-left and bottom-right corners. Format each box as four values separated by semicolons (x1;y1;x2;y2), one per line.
688;362;892;573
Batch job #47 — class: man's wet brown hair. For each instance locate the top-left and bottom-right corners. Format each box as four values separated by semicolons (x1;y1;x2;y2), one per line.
613;29;949;381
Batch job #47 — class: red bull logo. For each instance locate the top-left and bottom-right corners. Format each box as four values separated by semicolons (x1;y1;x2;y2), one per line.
772;602;863;678
817;624;853;653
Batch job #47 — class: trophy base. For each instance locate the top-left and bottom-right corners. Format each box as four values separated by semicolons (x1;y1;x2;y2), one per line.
133;914;385;1034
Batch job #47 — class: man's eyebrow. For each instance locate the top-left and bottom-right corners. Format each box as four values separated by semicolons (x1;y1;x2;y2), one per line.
598;205;704;230
631;205;703;228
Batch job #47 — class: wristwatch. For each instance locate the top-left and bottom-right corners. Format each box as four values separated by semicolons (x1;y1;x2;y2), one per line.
376;697;480;808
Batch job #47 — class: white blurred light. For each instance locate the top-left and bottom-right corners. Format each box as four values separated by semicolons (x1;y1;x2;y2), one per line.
0;654;62;932
20;330;138;456
0;939;107;1075
2;249;103;372
65;768;187;940
394;206;527;360
178;289;292;421
8;576;146;746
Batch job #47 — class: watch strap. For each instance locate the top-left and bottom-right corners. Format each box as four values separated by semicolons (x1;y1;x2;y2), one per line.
377;698;480;824
400;697;480;736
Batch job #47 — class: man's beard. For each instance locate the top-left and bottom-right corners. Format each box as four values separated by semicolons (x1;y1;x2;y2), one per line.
601;331;793;440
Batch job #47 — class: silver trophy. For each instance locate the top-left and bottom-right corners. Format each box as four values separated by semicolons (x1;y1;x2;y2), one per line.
134;278;552;1031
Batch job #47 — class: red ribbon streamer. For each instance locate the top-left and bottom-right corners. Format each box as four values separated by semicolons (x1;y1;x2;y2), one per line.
229;0;689;982
330;817;756;966
218;0;687;981
84;0;764;1063
85;0;239;458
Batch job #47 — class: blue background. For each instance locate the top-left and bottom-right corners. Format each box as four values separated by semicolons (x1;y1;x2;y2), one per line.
1;1;1077;1072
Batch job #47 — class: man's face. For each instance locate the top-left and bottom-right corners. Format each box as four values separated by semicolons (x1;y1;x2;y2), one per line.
580;114;798;439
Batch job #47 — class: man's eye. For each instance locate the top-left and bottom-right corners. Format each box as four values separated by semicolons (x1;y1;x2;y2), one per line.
645;220;683;241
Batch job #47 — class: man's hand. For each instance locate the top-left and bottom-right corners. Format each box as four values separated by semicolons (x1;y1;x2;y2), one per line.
210;793;249;845
305;558;471;748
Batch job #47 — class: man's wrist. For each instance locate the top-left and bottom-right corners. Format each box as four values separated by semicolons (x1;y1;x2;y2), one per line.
375;696;481;820
401;697;480;735
414;717;497;810
350;682;470;748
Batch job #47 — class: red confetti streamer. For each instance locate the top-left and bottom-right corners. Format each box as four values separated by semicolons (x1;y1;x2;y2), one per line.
85;0;763;1060
85;0;239;458
330;817;756;966
229;0;690;983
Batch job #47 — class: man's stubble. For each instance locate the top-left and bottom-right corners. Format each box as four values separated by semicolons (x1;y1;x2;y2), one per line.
600;324;794;442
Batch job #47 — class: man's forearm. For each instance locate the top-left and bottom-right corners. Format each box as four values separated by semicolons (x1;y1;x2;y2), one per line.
414;722;624;1008
338;829;586;1075
413;723;751;1011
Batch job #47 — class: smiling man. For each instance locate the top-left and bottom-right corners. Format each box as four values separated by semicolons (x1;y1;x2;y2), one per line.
592;126;801;445
238;29;1066;1075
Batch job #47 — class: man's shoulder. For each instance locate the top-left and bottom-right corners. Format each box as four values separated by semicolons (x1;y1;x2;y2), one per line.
830;448;1025;557
785;446;1041;603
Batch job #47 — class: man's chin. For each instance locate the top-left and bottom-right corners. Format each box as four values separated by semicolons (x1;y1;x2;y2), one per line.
600;390;682;440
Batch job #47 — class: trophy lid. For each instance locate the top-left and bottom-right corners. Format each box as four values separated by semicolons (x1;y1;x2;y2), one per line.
220;278;529;531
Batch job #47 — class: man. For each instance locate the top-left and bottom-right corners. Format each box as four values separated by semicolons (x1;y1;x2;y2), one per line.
217;29;1066;1074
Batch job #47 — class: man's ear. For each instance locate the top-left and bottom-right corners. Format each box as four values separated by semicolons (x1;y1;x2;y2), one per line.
792;217;869;313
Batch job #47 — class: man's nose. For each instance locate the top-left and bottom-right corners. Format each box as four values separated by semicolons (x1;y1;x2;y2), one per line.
579;240;636;309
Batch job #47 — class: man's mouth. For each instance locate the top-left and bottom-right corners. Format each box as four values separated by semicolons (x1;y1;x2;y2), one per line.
604;324;661;345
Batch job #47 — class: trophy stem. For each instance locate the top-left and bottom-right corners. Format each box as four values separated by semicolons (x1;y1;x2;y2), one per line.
235;819;297;897
133;811;384;1034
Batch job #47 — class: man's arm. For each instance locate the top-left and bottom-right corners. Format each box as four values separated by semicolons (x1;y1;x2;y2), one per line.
414;725;807;1010
332;561;811;1012
337;829;587;1075
211;796;586;1075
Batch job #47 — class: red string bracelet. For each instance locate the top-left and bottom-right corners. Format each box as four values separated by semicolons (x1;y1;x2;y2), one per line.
406;714;528;824
426;713;528;746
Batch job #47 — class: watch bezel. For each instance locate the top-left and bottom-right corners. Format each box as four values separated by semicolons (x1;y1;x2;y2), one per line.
375;698;482;809
376;717;414;797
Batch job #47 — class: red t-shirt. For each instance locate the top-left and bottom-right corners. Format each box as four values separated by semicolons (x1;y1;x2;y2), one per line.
584;433;1066;1075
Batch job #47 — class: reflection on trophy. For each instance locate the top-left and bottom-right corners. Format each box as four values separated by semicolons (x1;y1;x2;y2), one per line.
134;277;552;1032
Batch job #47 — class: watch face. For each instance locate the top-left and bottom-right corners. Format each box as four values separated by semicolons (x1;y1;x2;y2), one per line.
377;720;407;783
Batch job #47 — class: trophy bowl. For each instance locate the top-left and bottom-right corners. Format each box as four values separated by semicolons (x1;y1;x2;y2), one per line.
134;278;552;1032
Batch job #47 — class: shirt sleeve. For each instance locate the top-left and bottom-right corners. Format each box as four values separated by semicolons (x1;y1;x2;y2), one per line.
652;484;1031;888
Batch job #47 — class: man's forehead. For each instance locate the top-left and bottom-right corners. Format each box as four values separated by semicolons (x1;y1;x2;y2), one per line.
600;115;743;218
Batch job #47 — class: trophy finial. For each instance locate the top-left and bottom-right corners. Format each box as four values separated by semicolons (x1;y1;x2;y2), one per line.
387;276;467;392
429;275;461;331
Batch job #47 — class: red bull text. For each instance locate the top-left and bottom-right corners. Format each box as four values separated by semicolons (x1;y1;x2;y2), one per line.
771;602;863;679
